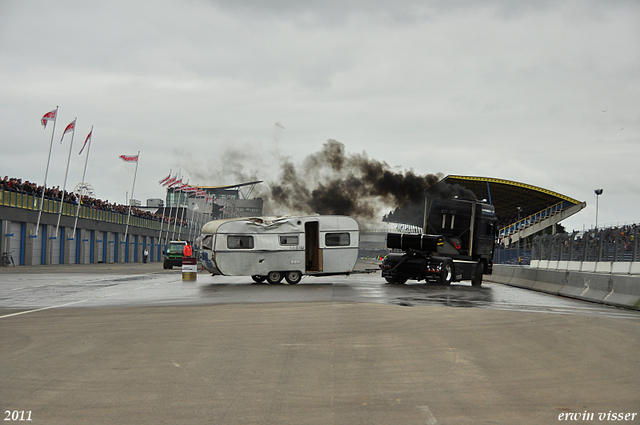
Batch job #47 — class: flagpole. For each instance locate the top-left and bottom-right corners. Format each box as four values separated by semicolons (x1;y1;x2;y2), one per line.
124;151;140;242
178;180;189;241
55;118;76;238
164;189;173;248
171;172;181;240
73;126;93;236
158;190;167;258
36;106;58;236
171;189;181;240
157;169;171;258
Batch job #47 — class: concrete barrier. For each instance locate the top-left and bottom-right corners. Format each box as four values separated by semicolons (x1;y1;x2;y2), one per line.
611;262;632;275
531;260;640;275
560;272;612;304
531;269;565;295
492;265;640;311
510;267;537;290
488;265;514;285
581;262;597;273
567;261;581;271
605;275;640;309
595;262;612;274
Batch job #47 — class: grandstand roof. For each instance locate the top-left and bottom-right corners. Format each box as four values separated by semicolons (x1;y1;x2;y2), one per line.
439;175;583;221
196;181;263;190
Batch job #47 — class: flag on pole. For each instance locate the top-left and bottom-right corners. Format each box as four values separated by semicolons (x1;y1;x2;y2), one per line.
41;109;57;128
164;174;177;187
159;172;171;185
119;154;139;162
78;129;92;155
176;182;189;191
60;119;76;143
169;177;183;188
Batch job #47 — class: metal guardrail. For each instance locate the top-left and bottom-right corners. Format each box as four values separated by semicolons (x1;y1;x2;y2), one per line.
494;224;640;268
0;189;183;232
531;225;640;263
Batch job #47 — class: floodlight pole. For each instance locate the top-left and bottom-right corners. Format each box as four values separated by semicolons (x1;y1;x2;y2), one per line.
594;189;603;229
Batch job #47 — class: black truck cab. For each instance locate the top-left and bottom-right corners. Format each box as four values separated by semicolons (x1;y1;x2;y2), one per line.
381;198;497;286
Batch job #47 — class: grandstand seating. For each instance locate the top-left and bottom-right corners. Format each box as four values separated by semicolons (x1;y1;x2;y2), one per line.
499;200;586;241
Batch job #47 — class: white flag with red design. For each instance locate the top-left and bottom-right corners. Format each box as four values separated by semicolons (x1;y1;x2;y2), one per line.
159;172;171;185
169;177;183;188
78;129;92;155
60;119;76;143
119;154;138;162
41;109;57;128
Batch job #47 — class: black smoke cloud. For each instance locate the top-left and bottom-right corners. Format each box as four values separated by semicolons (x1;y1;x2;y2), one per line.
384;182;477;227
266;140;442;223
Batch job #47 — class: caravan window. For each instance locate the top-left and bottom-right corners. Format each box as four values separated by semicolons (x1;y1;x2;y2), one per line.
325;232;350;246
227;235;254;249
279;235;299;245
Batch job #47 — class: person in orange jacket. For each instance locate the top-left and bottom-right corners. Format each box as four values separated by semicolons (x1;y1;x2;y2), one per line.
182;242;192;258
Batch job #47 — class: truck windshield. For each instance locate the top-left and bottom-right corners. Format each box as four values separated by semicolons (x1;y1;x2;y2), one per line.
167;244;185;254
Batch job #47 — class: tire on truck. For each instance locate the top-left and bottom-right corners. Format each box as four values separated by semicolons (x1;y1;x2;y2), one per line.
439;259;453;286
472;261;484;287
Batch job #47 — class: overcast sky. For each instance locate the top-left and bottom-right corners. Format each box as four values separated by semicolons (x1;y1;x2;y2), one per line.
1;0;638;231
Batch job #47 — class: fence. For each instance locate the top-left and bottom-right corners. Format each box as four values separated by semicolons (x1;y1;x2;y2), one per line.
0;189;168;231
531;225;640;263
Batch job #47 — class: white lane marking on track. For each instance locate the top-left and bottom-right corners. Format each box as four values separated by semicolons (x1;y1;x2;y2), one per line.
419;405;438;425
0;300;89;319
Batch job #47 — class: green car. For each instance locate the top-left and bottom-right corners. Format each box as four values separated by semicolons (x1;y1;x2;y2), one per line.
163;241;187;269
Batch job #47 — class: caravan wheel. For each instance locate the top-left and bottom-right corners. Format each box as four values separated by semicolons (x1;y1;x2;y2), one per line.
251;275;266;284
266;271;284;284
285;271;302;284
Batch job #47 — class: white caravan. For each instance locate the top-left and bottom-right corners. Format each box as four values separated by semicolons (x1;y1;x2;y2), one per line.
199;215;359;284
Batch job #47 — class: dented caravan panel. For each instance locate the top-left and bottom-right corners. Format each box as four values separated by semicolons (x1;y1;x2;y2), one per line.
199;215;359;279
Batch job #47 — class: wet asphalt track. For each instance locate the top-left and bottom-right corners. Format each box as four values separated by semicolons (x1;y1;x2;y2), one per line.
0;262;638;319
1;262;639;424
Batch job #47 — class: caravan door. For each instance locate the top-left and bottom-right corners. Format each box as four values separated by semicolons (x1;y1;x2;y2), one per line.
305;221;322;272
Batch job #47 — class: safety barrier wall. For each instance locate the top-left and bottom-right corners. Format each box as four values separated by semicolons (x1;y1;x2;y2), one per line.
0;192;193;267
529;259;640;275
491;265;640;310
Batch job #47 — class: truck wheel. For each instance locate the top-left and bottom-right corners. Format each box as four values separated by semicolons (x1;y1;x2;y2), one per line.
266;271;284;284
439;260;453;286
251;275;266;284
285;271;302;284
472;262;483;287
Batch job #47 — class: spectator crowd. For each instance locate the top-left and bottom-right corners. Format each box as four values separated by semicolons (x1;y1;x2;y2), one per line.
1;175;188;227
